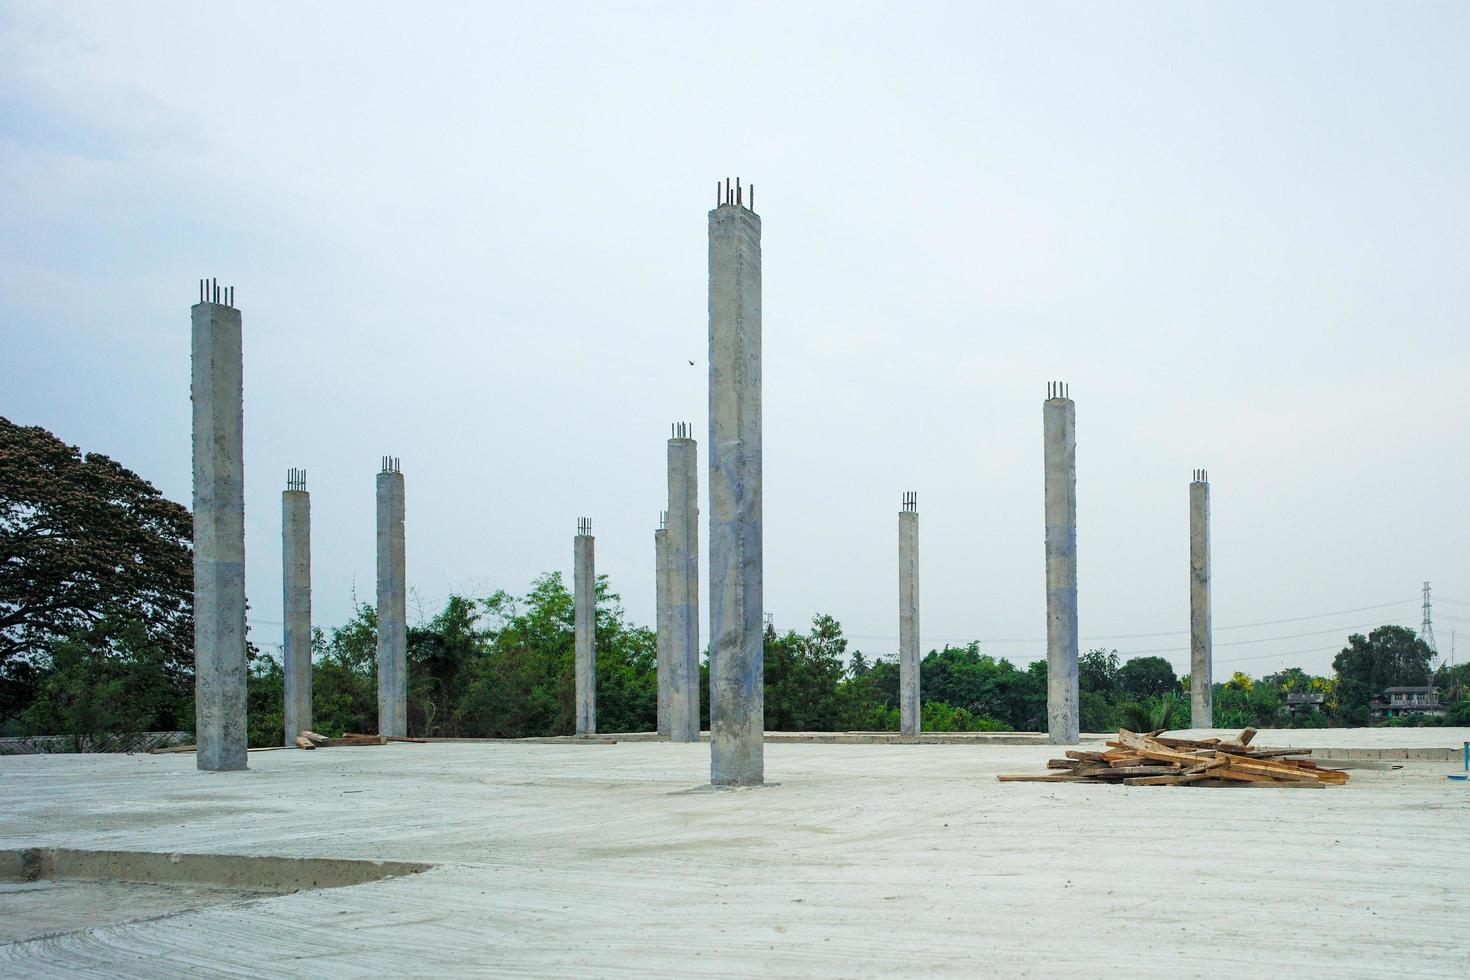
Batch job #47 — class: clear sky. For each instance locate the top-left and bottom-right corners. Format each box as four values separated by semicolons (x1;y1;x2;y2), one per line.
4;2;1468;678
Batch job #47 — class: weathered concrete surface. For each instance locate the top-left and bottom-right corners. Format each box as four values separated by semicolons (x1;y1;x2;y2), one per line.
3;738;1468;977
655;526;671;736
190;298;248;772
375;466;407;738
282;485;311;745
708;197;763;785
1043;390;1079;745
574;527;596;735
898;506;920;737
667;431;700;742
1190;474;1212;728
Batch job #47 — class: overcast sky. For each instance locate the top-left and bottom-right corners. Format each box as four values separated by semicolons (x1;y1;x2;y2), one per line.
5;2;1468;678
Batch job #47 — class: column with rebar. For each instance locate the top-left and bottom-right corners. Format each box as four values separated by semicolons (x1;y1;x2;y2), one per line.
708;178;763;784
1190;469;1212;728
282;468;311;745
1043;382;1079;745
899;491;921;737
575;517;596;735
668;422;701;742
376;456;407;737
192;278;248;771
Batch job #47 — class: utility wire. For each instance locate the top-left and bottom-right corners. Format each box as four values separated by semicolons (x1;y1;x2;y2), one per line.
844;598;1418;647
1112;620;1413;658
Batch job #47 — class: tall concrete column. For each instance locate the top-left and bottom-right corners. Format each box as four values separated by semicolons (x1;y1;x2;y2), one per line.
282;468;311;745
708;178;763;785
1043;382;1079;745
191;278;248;771
667;423;700;742
655;514;671;736
376;457;407;738
898;492;921;738
574;518;596;735
1190;469;1213;728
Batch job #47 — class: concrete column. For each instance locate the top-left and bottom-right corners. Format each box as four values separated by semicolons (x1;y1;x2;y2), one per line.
668;423;700;742
708;179;763;785
574;518;596;735
655;516;671;736
898;492;920;738
191;278;248;771
376;457;407;738
1043;382;1079;745
282;469;311;745
1190;470;1213;728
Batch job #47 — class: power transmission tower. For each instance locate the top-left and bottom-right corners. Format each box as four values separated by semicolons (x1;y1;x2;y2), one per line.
1421;581;1438;661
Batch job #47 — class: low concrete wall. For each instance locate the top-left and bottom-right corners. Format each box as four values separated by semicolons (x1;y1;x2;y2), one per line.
2;848;431;893
0;731;192;755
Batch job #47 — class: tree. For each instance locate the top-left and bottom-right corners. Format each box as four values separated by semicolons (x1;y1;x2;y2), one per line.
1333;625;1433;725
0;418;192;690
764;614;852;731
1117;656;1178;701
20;616;185;749
1079;649;1120;695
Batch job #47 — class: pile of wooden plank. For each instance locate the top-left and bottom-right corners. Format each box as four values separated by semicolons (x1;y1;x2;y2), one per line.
998;728;1349;788
293;731;426;750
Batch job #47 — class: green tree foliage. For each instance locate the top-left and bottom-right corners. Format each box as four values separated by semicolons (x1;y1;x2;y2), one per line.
1116;656;1178;701
921;643;1044;729
764;615;854;731
1332;625;1433;725
19;617;187;748
0;418;192;724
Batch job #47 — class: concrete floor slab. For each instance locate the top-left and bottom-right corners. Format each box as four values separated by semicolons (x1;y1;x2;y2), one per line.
2;737;1468;976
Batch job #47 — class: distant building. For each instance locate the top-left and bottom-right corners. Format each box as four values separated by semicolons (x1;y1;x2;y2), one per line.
1284;691;1326;716
1370;686;1444;721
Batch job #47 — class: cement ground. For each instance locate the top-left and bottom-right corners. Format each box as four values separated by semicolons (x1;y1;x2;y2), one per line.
3;731;1469;977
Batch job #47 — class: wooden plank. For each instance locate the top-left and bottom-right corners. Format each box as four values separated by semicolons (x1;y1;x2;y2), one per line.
1123;771;1215;786
1154;736;1221;750
996;774;1094;782
1064;750;1110;763
1225;756;1333;782
1238;727;1258;745
294;736;316;750
1213;768;1283;784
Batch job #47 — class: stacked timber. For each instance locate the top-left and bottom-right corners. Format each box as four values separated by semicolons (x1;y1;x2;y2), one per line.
997;728;1349;788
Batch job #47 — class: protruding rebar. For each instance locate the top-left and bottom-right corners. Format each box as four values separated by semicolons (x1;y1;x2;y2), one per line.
286;467;307;491
902;490;917;512
750;184;754;211
379;456;400;474
577;516;592;536
659;509;668;531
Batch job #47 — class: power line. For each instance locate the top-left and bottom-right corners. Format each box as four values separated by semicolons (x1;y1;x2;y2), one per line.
844;598;1418;647
1112;619;1414;658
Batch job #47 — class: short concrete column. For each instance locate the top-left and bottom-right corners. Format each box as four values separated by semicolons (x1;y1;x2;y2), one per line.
191;278;248;771
574;518;596;735
898;492;920;738
1190;470;1213;728
667;423;700;742
1043;382;1079;745
655;515;671;736
376;457;407;738
708;179;764;785
282;468;312;745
